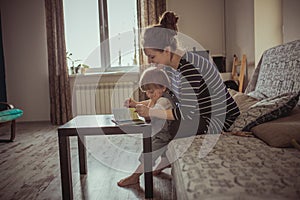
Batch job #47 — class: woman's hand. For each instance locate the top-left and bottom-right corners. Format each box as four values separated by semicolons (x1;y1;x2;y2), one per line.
124;98;137;108
135;104;150;117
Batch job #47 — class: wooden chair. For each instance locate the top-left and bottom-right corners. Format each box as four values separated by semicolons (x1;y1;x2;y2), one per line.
0;102;23;142
224;54;247;92
231;54;247;92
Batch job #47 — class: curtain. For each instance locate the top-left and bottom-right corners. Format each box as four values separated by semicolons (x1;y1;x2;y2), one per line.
45;0;72;125
137;0;166;100
0;13;7;109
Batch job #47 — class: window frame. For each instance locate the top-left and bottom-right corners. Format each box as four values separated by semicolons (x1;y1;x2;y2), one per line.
98;0;110;71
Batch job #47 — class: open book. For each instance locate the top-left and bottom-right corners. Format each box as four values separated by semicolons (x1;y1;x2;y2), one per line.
112;108;145;125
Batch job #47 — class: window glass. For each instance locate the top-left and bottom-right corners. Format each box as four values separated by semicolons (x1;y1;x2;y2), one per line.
107;0;139;67
63;0;101;69
63;0;138;71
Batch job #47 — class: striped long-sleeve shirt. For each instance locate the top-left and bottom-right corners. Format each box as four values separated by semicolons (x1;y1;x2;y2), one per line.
165;51;240;135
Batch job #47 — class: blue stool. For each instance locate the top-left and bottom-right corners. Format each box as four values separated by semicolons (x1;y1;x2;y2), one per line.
0;102;23;142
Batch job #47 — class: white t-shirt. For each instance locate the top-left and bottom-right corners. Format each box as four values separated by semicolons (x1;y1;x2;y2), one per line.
151;97;173;136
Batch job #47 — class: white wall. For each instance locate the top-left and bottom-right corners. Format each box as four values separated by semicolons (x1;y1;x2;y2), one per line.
282;0;300;43
0;0;50;122
254;0;283;66
167;0;225;55
225;0;255;72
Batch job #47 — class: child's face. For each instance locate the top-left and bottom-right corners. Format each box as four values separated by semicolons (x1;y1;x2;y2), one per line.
145;86;165;102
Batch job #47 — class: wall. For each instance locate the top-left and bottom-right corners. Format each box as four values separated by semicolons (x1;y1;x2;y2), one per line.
167;0;225;55
167;0;255;86
254;0;283;66
225;0;254;71
0;0;50;122
282;0;300;43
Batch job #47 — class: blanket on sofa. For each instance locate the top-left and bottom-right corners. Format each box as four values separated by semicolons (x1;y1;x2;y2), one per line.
167;134;300;200
245;39;300;103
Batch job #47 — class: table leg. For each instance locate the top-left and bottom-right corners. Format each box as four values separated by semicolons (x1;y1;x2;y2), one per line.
143;126;153;199
58;132;73;200
78;136;87;174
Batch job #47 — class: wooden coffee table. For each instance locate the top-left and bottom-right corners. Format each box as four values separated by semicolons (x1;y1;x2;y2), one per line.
57;115;153;199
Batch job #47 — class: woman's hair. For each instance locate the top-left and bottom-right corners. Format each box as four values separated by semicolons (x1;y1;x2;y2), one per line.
142;11;179;52
139;66;170;92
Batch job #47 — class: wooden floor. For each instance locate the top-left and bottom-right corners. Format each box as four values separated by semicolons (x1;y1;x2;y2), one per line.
0;122;175;200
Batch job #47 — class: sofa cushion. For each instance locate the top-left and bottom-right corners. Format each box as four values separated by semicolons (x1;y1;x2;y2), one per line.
251;107;300;147
229;92;299;132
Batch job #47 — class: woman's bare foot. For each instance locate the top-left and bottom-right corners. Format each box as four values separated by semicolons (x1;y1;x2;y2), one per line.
117;174;141;187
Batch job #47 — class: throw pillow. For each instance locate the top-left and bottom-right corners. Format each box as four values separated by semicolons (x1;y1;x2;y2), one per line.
247;90;268;100
232;92;259;113
251;107;300;148
228;88;238;97
229;92;300;132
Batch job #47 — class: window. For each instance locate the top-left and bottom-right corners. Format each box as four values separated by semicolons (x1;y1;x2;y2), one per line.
63;0;139;72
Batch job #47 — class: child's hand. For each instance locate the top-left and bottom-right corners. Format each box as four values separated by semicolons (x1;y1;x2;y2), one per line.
136;104;150;117
124;98;137;108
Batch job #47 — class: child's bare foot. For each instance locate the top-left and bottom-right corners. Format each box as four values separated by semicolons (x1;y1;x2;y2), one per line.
153;164;171;175
153;157;171;176
117;174;140;187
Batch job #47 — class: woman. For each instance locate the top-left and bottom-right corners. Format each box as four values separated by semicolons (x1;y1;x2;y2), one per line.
118;11;240;187
136;11;240;138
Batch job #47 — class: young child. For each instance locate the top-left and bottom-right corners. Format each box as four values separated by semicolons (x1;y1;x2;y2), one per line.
117;66;176;187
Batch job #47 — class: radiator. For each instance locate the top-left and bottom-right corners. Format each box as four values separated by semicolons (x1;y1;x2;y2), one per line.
73;82;138;115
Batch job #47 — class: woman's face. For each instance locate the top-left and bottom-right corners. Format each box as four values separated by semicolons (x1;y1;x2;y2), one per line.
144;48;170;66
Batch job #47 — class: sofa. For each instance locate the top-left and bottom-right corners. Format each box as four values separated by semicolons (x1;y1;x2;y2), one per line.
167;40;300;200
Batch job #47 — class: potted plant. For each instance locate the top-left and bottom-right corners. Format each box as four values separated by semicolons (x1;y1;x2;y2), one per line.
79;64;90;74
66;52;90;74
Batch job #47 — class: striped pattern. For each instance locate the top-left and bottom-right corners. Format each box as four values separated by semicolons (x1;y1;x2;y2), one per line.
165;52;240;134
